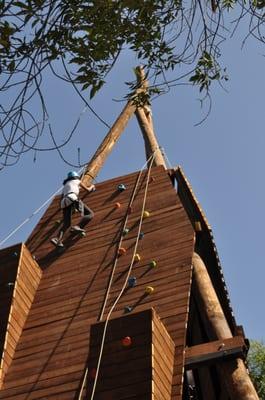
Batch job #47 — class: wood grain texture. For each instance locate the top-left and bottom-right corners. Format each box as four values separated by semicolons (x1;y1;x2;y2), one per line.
0;244;42;387
86;309;174;400
0;166;195;399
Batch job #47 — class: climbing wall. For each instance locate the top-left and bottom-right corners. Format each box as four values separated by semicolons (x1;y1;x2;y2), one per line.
0;166;195;399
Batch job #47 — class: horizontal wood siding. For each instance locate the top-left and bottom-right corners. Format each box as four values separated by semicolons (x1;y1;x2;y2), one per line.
0;166;195;399
86;308;174;400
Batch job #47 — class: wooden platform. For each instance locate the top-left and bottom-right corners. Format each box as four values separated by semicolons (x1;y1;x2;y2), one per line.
0;166;195;399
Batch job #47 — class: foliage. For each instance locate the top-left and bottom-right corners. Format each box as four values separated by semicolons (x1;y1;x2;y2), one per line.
0;0;265;167
248;340;265;398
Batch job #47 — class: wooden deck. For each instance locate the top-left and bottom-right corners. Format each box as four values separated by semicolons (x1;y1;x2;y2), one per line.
0;166;195;399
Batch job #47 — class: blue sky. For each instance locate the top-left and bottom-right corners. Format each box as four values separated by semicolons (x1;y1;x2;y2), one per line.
0;26;264;341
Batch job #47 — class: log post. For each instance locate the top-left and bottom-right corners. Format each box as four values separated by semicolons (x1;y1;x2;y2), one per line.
81;66;149;186
192;252;259;400
135;108;167;168
81;100;136;187
134;68;167;168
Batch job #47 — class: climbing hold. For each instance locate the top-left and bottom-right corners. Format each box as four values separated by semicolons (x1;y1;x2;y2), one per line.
122;336;132;347
118;184;126;192
6;282;14;288
12;252;18;257
115;202;121;209
145;286;154;294
118;247;126;256
54;220;61;226
122;228;130;236
143;211;150;218
89;368;97;379
80;231;86;237
134;253;141;262
149;260;157;268
124;306;132;313
139;232;144;240
128;276;137;288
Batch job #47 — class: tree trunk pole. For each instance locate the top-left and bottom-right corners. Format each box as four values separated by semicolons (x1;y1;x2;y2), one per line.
135;108;167;168
81;100;136;186
192;252;259;400
134;67;166;168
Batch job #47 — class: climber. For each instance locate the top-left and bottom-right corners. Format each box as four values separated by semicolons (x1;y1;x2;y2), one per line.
51;171;95;247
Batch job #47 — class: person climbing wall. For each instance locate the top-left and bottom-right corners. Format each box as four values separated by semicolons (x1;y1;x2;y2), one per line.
51;171;95;248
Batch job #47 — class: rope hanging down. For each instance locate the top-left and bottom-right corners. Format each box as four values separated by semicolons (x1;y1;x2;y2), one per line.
78;150;156;400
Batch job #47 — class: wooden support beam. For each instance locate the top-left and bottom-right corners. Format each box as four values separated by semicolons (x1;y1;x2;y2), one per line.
192;252;259;400
81;99;136;186
185;336;248;370
135;108;166;168
134;67;167;168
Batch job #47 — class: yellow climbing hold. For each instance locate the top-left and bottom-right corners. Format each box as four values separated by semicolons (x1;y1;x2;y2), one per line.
143;211;150;218
134;253;141;262
145;286;154;294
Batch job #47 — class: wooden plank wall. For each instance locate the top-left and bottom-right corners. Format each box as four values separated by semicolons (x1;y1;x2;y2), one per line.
86;308;175;400
0;166;195;400
0;244;21;366
0;244;42;387
152;308;175;400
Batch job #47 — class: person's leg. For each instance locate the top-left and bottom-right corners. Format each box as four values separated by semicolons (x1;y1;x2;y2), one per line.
51;206;72;246
79;202;94;229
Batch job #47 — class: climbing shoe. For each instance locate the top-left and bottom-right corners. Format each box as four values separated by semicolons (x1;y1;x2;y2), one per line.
70;226;85;233
51;238;64;248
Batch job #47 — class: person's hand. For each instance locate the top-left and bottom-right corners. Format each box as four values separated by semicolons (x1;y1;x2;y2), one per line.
88;184;95;192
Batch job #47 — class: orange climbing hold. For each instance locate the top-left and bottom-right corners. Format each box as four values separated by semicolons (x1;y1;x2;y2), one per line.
118;247;126;256
115;202;121;209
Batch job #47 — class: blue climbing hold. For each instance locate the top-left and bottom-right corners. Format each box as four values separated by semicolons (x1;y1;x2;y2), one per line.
123;228;130;236
128;276;137;288
139;232;144;239
118;184;126;192
124;306;132;313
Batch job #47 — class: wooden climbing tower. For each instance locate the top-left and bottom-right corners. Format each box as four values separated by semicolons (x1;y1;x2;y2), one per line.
0;69;258;399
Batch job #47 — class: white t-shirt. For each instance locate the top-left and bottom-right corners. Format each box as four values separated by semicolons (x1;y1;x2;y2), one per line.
61;178;81;208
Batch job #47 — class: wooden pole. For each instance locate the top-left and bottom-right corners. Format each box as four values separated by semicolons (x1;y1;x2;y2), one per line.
134;68;167;168
135;108;166;168
192;252;259;400
81;100;136;187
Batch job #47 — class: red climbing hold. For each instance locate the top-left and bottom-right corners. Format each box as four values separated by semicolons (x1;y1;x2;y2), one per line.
122;336;132;347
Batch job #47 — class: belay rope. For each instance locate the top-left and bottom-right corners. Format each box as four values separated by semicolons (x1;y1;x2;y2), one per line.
78;151;157;400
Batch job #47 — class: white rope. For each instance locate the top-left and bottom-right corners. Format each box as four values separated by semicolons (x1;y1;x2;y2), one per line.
0;165;94;248
89;153;156;400
159;146;173;169
0;186;63;248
